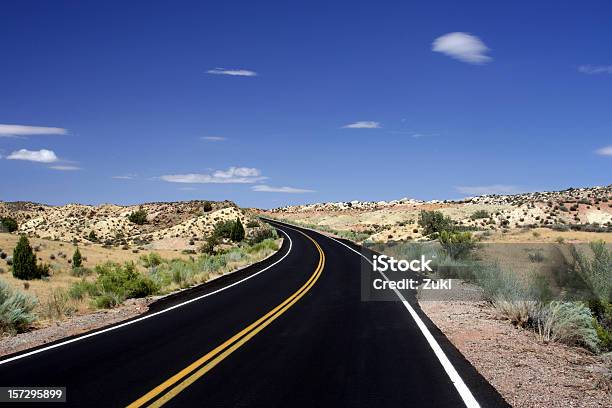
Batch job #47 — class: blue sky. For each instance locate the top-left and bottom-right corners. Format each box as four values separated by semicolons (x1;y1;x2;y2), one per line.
1;1;611;208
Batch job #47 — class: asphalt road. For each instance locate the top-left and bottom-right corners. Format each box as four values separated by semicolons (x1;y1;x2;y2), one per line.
0;220;509;407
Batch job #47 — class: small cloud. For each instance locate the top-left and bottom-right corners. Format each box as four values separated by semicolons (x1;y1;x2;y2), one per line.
0;124;67;137
207;68;257;77
432;32;492;64
252;185;315;193
200;136;227;141
342;121;381;129
49;165;80;171
112;174;137;180
7;149;59;163
456;184;520;196
160;166;266;184
578;65;612;75
178;187;197;191
595;145;612;156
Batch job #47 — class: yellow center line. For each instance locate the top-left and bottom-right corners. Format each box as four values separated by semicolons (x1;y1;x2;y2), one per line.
126;229;325;408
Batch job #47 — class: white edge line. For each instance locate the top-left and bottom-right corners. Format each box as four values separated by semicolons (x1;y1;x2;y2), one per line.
0;228;293;366
275;221;480;408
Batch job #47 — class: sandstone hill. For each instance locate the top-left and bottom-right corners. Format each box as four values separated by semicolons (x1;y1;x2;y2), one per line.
0;200;256;249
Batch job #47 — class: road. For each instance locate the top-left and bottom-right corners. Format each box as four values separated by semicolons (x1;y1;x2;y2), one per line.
0;220;508;407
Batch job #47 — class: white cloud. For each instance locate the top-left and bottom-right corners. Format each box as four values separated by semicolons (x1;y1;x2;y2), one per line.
595;145;612;156
252;185;315;193
432;32;492;64
342;121;381;129
112;174;137;180
0;124;67;137
49;165;80;171
200;136;226;141
207;68;257;77
179;187;197;191
578;65;612;75
456;185;520;196
160;167;266;184
7;149;59;163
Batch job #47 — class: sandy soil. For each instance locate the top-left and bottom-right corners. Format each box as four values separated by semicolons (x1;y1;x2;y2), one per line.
420;298;611;407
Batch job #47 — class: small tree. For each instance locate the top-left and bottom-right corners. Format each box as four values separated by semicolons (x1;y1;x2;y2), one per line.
418;211;454;236
72;247;82;268
1;217;18;233
203;201;213;212
88;230;98;242
200;235;218;255
12;235;38;280
230;218;245;242
128;208;148;225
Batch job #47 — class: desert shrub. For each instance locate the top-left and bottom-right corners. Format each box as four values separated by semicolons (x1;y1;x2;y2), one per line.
84;262;159;308
534;301;600;352
1;217;18;233
70;266;92;277
438;231;476;260
418;211;454;236
213;220;235;239
230;218;245;242
246;220;260;228
128;208;148;225
572;240;611;303
249;227;277;244
43;289;75;320
12;235;41;280
72;247;82;268
0;278;37;333
551;224;570;232
199;235;218;255
87;230;98;242
528;250;545;263
140;252;163;269
470;210;489;220
203;201;213;212
593;318;612;351
68;279;97;300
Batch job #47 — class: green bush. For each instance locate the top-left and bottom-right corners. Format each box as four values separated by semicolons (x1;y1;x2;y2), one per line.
199;235;218;255
535;301;600;352
128;208;148;225
249;227;277;244
68;279;97;300
12;235;39;280
418;211;454;236
72;247;82;268
230;218;245;242
70;266;92;277
1;217;18;233
73;262;159;308
572;240;611;304
87;230;98;242
140;252;163;269
0;278;37;333
470;210;489;220
439;231;476;259
246;220;260;228
213;220;235;239
203;201;213;212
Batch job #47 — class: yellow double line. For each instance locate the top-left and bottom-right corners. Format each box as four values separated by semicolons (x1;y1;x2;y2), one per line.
127;229;325;408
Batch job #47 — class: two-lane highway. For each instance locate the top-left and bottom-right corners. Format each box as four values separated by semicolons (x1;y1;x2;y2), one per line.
0;221;508;407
